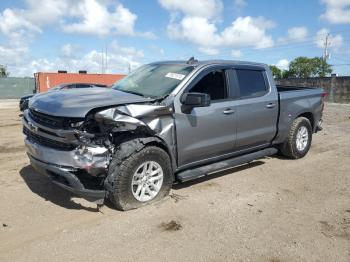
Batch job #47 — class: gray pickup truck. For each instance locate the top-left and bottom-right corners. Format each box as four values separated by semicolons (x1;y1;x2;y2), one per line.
22;59;325;210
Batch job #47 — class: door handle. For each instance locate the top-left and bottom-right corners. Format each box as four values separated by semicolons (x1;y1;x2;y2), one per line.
223;108;235;115
266;103;276;109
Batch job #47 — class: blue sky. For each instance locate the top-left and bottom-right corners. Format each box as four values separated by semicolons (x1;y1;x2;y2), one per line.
1;0;350;76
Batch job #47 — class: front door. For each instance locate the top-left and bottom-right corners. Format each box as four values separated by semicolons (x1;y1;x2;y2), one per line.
174;68;237;167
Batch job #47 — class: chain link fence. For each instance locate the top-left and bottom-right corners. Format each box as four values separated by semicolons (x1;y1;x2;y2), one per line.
0;77;35;99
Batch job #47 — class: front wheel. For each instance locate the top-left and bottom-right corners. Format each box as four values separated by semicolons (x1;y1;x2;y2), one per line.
279;117;312;159
107;145;173;211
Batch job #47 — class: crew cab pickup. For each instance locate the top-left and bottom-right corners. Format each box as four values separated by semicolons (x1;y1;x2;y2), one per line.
22;59;325;210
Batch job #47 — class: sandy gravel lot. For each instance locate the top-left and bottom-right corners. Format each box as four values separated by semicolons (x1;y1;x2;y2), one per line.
0;101;349;262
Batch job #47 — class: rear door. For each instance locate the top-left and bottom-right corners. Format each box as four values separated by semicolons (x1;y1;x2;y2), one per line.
233;66;278;150
174;66;237;167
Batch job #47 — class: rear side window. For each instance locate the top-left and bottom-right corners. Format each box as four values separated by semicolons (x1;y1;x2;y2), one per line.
75;84;92;88
63;84;76;89
236;69;268;99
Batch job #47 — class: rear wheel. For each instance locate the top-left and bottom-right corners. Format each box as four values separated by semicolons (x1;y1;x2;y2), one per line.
279;117;312;159
107;145;173;211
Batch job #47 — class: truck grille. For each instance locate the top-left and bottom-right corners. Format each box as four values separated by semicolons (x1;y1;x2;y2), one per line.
23;126;76;151
29;109;82;129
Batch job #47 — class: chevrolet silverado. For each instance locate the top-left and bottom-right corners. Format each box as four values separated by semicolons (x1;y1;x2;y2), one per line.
22;59;325;210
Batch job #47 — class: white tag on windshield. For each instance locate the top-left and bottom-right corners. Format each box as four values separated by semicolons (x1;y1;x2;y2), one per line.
165;72;186;80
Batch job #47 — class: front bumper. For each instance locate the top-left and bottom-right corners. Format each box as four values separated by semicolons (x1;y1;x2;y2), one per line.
24;138;108;203
28;153;106;202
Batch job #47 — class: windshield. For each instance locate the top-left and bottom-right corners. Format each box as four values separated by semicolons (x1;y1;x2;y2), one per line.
112;64;194;98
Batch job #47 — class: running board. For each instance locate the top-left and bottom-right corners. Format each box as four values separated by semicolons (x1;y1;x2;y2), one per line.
176;147;278;182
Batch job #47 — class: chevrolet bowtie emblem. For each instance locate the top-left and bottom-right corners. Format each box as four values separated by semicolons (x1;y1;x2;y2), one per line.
28;121;38;132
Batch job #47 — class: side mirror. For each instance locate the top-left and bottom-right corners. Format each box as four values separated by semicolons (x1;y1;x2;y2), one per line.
181;92;211;107
180;92;211;113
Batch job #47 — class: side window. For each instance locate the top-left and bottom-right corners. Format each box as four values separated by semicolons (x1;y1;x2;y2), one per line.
236;69;268;99
75;84;91;88
189;70;227;100
64;84;76;89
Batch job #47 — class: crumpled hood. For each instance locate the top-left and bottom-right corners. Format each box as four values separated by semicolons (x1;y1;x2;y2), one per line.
29;88;154;118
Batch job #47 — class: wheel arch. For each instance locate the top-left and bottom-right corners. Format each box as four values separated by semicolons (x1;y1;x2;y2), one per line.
106;133;176;185
296;112;315;131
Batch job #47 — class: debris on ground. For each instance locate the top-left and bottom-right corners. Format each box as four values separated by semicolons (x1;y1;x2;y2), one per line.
159;220;182;231
170;193;188;203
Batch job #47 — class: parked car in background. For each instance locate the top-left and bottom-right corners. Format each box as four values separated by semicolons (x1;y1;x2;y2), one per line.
19;83;108;111
22;59;325;210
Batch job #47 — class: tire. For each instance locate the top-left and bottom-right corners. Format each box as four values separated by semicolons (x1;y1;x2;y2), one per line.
107;145;173;211
279;117;312;159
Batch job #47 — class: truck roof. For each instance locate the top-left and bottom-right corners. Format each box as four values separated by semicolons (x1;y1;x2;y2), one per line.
152;59;268;68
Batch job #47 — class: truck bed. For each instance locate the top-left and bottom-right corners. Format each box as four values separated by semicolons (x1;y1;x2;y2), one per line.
276;85;315;92
274;85;324;145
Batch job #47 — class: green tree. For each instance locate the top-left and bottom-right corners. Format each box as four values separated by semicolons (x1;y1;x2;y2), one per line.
0;65;9;77
269;65;282;79
312;57;332;77
286;57;332;78
288;57;314;78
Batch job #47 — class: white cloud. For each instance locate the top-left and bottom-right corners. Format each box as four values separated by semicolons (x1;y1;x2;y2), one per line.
0;1;150;76
109;42;144;58
321;0;350;24
63;1;137;36
220;16;275;49
0;0;149;38
168;17;219;46
25;0;68;25
278;26;308;44
231;50;242;58
167;15;274;50
0;8;40;36
56;46;143;74
285;26;308;42
1;42;144;76
159;0;223;19
61;44;76;57
314;28;343;50
160;0;275;52
0;45;29;65
276;59;289;70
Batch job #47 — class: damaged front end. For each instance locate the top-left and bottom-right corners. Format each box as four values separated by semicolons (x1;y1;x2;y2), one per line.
23;102;175;203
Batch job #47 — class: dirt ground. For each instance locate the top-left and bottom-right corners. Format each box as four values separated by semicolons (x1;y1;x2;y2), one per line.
0;100;349;262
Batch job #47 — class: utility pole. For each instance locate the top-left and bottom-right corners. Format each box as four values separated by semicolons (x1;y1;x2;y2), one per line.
105;44;108;73
323;33;334;102
101;47;104;74
323;33;331;62
127;62;131;74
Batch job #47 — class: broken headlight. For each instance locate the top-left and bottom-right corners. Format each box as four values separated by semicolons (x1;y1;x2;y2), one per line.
70;120;84;128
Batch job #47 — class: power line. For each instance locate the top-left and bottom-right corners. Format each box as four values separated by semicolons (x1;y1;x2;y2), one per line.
331;56;350;63
331;64;350;66
192;29;350;60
